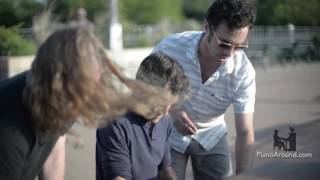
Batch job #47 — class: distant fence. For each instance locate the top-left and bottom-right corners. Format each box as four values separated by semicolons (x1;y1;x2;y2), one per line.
248;26;320;56
3;25;319;80
122;25;320;61
19;24;320;65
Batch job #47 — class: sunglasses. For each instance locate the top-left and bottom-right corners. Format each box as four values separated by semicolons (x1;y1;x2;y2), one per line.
211;27;248;51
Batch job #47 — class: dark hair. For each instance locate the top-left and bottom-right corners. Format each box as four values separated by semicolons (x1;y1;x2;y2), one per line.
205;0;256;29
136;53;190;97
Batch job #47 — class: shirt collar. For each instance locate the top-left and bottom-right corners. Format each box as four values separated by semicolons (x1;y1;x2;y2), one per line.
220;55;235;76
186;31;236;77
186;32;204;65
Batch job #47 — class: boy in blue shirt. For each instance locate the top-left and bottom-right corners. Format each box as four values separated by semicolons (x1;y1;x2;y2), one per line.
96;53;190;180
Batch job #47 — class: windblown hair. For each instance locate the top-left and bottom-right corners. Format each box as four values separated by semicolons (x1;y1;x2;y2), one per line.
205;0;256;30
23;27;172;133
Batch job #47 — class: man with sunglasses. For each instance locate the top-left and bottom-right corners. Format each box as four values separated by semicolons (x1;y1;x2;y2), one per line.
152;0;256;179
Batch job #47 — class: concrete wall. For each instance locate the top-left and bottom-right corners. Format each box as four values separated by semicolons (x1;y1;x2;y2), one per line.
0;56;34;80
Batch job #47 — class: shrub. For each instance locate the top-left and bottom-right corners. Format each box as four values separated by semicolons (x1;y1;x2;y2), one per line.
0;26;36;56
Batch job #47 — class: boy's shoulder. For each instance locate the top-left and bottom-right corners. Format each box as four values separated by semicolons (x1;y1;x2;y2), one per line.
106;112;146;131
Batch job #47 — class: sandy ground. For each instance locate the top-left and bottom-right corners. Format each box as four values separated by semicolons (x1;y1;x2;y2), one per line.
65;62;320;180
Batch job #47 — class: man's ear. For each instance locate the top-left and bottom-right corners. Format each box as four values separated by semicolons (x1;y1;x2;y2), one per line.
204;21;210;34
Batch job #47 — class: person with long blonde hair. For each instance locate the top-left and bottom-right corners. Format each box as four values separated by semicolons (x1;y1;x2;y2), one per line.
0;26;171;180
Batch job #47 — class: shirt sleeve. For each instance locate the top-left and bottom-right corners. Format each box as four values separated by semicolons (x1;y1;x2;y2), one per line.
152;41;162;54
159;120;173;170
96;122;132;180
0;129;27;180
232;66;256;113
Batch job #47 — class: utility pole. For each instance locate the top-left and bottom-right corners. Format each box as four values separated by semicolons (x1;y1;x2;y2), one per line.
288;23;295;45
109;0;123;62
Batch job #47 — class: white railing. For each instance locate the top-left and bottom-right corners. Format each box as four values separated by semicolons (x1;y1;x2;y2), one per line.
20;25;320;48
18;25;320;64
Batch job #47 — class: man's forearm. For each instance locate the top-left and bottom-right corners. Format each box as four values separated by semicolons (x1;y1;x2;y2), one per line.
235;131;255;174
159;167;176;180
39;135;66;180
113;176;126;180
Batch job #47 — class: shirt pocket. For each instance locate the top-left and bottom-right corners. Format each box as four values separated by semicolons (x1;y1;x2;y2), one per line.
208;91;232;110
192;89;231;118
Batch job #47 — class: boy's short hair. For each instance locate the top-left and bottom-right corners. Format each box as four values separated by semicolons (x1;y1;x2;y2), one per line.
136;53;190;97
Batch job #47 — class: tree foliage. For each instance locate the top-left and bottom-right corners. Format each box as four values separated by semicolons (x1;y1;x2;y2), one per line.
119;0;183;24
0;0;42;27
1;0;320;27
0;26;36;56
182;0;213;21
256;0;320;26
0;0;108;27
48;0;108;22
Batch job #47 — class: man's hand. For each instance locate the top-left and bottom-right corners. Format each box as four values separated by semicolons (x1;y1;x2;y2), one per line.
159;167;177;180
173;111;197;135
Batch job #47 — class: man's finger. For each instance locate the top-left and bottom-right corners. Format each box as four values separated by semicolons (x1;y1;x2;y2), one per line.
180;111;197;133
174;119;193;135
183;123;197;135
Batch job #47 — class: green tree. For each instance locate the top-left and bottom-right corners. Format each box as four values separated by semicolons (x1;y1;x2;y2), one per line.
0;26;36;56
256;0;320;26
119;0;183;24
0;0;43;27
48;0;108;22
182;0;213;21
0;0;108;26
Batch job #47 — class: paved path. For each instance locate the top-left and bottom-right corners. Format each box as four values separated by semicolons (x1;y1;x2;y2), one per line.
228;63;320;180
231;119;320;180
65;61;320;180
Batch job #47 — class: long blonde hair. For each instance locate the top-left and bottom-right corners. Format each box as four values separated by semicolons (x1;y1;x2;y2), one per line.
23;27;174;134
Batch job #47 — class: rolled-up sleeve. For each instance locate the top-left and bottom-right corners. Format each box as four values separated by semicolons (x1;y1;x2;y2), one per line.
232;68;256;114
96;123;132;180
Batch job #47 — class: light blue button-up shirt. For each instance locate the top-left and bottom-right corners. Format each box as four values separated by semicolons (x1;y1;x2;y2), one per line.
153;31;256;152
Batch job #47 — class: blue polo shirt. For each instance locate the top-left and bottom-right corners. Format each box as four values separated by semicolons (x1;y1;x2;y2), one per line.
96;112;172;180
